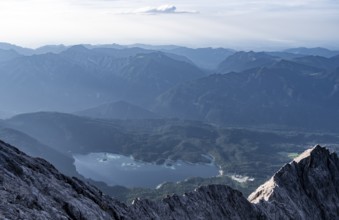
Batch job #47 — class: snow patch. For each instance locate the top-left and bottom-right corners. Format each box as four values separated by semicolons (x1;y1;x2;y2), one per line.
230;174;255;183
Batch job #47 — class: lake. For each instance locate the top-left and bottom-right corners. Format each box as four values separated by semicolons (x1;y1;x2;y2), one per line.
73;152;219;188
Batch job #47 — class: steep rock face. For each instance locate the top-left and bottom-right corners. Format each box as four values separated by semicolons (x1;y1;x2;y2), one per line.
0;127;79;177
0;140;130;220
249;145;339;219
129;185;263;220
0;140;338;220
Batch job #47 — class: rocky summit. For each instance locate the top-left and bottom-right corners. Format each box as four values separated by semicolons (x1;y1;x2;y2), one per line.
249;145;339;219
0;140;338;220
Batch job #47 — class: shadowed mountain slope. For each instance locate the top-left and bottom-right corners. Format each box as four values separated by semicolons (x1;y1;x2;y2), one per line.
217;51;279;73
285;47;339;58
165;47;235;70
155;60;339;131
0;46;204;113
76;101;160;120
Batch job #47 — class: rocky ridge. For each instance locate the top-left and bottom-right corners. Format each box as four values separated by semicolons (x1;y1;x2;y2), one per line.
0;140;338;219
249;145;339;219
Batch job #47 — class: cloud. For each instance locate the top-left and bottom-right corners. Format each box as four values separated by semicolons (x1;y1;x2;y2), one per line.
123;4;198;15
1;0;338;49
139;5;177;14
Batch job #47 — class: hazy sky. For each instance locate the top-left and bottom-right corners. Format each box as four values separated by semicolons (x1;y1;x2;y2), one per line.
0;0;338;50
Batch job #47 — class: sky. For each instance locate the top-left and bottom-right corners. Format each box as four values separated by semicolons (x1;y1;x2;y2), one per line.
0;0;338;50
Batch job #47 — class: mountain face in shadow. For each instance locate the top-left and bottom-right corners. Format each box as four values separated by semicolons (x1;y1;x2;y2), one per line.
155;58;339;131
284;47;339;58
0;46;204;113
0;127;78;177
0;49;21;63
217;50;339;74
76;101;160;120
115;52;205;106
0;140;337;219
5;112;219;165
0;52;110;112
217;51;279;73
292;55;339;71
164;47;235;70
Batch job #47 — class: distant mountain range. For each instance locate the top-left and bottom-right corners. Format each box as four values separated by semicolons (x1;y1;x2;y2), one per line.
0;45;204;113
2;42;337;68
155;53;339;131
163;47;235;70
0;42;339;130
285;47;339;58
217;51;279;73
217;51;339;73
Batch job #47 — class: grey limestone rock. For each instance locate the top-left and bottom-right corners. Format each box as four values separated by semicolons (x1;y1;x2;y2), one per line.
0;140;338;220
249;145;339;220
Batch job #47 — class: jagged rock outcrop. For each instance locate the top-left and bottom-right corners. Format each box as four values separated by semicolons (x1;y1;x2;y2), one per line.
0;140;131;219
249;145;339;219
0;140;338;219
129;185;263;220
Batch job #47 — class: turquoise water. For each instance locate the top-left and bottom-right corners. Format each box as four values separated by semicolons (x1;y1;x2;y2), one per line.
73;152;219;188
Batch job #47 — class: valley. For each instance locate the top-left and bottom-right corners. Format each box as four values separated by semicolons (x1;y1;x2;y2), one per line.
2;111;339;202
0;43;338;204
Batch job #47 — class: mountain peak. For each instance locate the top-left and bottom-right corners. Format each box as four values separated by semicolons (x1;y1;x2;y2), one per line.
217;51;278;73
293;144;327;163
249;145;339;219
65;44;89;52
285;47;339;58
